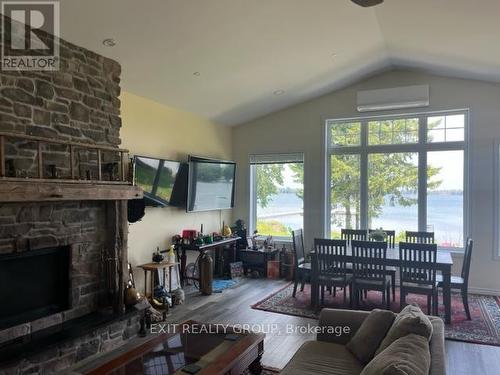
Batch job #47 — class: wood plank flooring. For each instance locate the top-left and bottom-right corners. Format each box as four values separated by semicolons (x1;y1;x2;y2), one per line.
166;278;500;373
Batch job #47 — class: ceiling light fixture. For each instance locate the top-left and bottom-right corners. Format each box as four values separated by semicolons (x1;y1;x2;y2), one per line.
193;72;201;76
351;0;384;7
273;89;285;96
102;38;116;47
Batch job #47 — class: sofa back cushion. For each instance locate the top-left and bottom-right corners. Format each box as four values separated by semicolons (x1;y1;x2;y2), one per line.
376;304;433;355
361;334;431;375
346;309;395;364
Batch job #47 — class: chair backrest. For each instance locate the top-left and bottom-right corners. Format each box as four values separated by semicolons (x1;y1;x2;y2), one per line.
292;229;306;270
405;231;435;244
314;238;348;278
461;238;473;285
341;229;367;244
351;240;388;282
369;229;396;248
399;242;437;287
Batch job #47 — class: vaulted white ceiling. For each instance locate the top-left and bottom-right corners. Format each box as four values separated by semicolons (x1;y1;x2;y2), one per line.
59;0;500;125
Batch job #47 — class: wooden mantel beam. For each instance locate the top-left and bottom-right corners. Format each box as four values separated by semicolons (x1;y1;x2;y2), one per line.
0;181;143;202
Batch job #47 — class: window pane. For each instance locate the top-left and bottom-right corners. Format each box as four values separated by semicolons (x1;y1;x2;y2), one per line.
330;122;361;147
427;151;464;248
255;163;303;237
427;114;464;142
330;154;360;237
368;118;418;145
368;153;418;240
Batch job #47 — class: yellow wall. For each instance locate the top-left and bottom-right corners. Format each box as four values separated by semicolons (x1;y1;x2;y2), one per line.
120;91;233;292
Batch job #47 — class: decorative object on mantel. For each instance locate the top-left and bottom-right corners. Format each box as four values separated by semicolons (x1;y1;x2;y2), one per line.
0;132;130;183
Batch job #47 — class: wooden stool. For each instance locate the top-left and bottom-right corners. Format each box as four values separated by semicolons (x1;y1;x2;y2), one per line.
138;261;180;300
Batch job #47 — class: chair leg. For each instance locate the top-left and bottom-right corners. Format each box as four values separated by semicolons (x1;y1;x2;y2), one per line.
432;291;439;316
300;274;305;291
427;295;432;315
320;285;325;305
364;289;368;298
400;289;405;311
349;284;353;308
382;288;386;308
292;274;299;298
391;273;396;300
333;287;337;297
462;288;471;320
386;285;391;309
343;285;347;304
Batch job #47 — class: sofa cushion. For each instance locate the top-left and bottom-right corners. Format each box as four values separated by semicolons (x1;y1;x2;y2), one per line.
346;309;395;364
361;334;431;375
376;304;433;355
281;340;363;375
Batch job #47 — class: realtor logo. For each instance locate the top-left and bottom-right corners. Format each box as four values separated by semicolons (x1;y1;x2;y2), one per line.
1;1;60;71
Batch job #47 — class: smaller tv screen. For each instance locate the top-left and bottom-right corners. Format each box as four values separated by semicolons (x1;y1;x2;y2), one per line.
134;156;181;207
187;156;236;212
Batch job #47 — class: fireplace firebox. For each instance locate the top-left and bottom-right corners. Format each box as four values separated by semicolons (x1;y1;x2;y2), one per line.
0;246;70;330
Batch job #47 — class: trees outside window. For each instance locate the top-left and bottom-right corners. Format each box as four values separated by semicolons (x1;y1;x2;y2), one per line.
327;112;466;249
250;155;304;237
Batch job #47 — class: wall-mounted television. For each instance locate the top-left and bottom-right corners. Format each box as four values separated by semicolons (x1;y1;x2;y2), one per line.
133;155;186;207
187;156;236;212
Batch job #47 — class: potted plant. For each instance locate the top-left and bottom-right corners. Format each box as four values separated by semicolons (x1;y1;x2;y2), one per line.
369;228;387;242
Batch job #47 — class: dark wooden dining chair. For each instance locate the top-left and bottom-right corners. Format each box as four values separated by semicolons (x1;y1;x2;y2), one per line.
436;238;473;320
314;239;352;306
367;229;397;300
341;229;367;244
405;231;435;244
292;229;311;297
399;242;438;315
351;240;391;309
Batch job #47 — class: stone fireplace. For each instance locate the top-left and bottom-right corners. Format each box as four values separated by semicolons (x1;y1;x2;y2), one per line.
0;16;142;373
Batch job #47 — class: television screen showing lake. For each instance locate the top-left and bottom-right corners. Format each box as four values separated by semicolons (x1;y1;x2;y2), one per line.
188;162;235;211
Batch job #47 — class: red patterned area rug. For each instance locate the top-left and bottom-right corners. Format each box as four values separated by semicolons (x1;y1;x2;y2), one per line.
251;283;500;346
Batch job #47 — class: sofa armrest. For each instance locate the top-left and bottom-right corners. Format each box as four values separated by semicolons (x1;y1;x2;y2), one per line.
317;308;369;345
429;317;447;375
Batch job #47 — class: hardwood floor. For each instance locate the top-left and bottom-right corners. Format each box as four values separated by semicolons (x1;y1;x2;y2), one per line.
166;278;500;372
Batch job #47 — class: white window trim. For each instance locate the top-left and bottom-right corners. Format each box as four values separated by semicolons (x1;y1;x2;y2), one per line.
325;109;470;252
249;153;304;240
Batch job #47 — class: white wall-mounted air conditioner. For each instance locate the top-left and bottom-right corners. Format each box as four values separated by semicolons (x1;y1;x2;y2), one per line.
356;84;429;112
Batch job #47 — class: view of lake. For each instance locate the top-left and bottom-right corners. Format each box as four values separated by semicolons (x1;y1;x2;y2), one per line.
257;191;463;247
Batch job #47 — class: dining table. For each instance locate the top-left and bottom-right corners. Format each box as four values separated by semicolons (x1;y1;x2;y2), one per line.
309;247;454;324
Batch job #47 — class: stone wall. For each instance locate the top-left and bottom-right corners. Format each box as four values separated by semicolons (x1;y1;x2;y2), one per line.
0;16;134;373
0;22;122;146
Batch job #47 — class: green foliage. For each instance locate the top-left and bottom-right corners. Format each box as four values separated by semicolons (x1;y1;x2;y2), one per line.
255;164;284;208
289;163;304;200
255;120;445;236
257;219;291;237
331;119;442;229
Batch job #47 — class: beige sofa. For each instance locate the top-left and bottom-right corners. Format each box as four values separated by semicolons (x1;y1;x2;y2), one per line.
281;308;446;375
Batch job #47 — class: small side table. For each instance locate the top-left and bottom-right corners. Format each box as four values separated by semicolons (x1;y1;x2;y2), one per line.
138;261;179;300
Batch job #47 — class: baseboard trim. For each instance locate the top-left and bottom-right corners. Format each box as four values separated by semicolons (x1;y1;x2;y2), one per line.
468;287;500;296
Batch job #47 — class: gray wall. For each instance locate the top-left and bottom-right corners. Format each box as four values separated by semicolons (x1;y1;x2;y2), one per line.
232;69;500;294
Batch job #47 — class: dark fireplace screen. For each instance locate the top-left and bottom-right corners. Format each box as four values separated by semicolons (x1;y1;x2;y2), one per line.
0;246;70;330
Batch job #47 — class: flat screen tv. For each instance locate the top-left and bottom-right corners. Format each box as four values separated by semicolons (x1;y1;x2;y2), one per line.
187;156;236;212
133;155;185;207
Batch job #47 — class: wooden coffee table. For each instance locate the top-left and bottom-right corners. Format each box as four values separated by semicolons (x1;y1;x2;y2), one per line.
71;321;265;375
